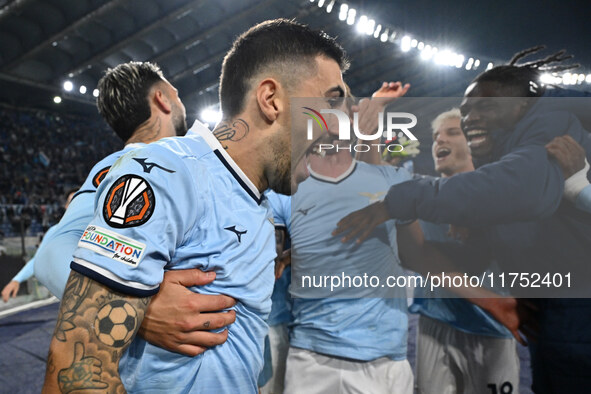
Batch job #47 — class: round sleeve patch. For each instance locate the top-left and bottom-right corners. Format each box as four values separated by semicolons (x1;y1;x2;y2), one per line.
103;175;155;228
92;166;112;188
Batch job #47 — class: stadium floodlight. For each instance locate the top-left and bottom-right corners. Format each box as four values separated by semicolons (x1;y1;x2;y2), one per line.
339;3;348;20
578;73;585;83
473;59;480;69
435;50;453;66
417;41;424;51
356;15;368;34
346;8;356;25
63;80;73;92
420;45;433;60
365;19;375;35
373;24;382;38
318;0;325;7
79;85;87;94
400;35;411;52
380;28;389;42
411;39;418;48
486;62;494;70
93;89;99;97
465;57;474;70
53;96;62;104
200;108;222;125
586;74;591;83
326;0;335;13
540;73;561;85
455;54;465;68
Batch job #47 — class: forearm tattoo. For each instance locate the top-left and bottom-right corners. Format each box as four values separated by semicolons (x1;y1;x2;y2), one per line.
44;271;150;393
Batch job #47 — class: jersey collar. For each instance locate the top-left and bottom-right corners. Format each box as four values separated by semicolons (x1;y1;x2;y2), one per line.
190;120;263;204
308;159;357;184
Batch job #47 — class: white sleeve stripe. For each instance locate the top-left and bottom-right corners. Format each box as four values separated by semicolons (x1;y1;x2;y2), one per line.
72;257;159;292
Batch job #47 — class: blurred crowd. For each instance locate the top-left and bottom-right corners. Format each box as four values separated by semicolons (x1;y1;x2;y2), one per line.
0;105;122;236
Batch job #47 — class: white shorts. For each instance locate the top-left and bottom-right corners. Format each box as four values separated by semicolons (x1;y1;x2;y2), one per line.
415;315;520;394
284;347;413;394
260;323;290;394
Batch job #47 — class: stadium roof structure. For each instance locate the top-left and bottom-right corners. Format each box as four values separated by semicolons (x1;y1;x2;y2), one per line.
0;0;589;119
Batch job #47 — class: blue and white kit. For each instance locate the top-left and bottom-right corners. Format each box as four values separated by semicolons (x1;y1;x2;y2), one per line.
34;143;141;297
71;122;276;393
289;160;412;361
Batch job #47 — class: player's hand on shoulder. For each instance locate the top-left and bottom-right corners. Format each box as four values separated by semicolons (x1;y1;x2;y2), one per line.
545;135;586;179
138;268;237;356
333;201;390;244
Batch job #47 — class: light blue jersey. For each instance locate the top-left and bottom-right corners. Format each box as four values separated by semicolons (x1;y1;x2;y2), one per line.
34;144;141;298
264;190;292;326
409;221;512;338
12;257;35;283
72;122;276;393
289;160;411;361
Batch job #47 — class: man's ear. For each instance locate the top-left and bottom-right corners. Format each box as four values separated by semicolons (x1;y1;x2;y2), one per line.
152;86;172;115
256;78;283;122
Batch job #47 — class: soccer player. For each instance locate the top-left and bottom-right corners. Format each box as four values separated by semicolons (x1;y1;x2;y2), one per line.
34;61;186;298
283;83;419;392
335;47;591;393
34;61;235;355
42;19;349;393
412;109;519;394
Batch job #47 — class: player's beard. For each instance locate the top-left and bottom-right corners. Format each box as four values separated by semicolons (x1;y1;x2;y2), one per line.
267;133;292;195
171;103;187;136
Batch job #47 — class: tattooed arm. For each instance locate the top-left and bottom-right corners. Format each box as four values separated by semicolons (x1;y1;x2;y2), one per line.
43;271;150;393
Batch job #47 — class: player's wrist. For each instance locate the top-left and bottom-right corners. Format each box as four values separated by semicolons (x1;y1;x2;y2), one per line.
564;158;590;202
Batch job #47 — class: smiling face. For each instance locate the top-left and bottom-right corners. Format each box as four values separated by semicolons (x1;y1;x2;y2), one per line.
432;116;473;177
289;55;346;192
459;81;528;157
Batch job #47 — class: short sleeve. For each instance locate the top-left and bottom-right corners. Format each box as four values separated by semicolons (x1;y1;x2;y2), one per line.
265;191;292;234
71;144;200;297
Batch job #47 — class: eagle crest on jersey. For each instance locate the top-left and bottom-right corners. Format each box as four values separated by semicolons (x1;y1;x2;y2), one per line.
102;175;155;228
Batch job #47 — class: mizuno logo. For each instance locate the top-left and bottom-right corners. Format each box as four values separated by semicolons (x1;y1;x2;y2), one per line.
225;225;247;242
296;205;316;216
133;158;175;174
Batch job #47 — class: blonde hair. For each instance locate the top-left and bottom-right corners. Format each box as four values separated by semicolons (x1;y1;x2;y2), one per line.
431;108;461;134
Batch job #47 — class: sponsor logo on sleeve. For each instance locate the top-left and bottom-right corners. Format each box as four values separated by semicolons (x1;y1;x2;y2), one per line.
92;166;111;188
78;225;146;266
103;175;155;228
133;158;175;174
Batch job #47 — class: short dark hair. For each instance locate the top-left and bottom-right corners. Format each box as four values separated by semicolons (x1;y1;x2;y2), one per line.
473;46;579;97
219;18;349;119
97;62;165;141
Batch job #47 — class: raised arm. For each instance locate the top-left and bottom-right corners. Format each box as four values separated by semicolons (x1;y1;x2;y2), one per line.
43;271;149;393
355;81;411;165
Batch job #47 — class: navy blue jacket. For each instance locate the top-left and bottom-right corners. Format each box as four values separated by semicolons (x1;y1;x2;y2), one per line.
384;95;591;297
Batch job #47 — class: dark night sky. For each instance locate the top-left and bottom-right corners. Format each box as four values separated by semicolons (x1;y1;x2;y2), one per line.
354;0;590;70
